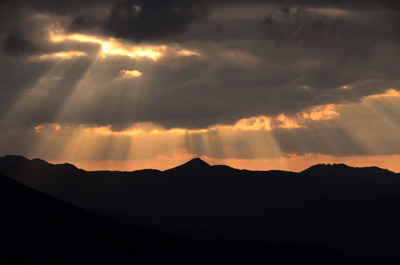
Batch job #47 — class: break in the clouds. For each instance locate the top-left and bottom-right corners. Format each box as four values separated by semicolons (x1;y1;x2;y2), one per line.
0;0;400;164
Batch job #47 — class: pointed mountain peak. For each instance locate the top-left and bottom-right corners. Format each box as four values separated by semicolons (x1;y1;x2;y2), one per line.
165;157;211;172
183;158;210;167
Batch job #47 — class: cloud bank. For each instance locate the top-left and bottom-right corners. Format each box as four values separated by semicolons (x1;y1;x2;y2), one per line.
0;0;400;162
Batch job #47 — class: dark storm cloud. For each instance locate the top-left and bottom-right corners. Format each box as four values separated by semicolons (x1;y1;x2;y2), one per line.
106;0;210;40
0;0;214;45
69;0;212;41
1;0;399;43
225;0;400;11
0;0;400;132
2;0;400;14
2;30;42;57
260;7;343;46
1;29;101;59
0;0;110;15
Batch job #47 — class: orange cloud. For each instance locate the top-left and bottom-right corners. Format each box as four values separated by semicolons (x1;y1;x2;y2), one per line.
272;104;339;129
29;51;87;61
34;123;61;133
113;70;143;81
48;30;200;61
367;89;400;98
32;103;340;138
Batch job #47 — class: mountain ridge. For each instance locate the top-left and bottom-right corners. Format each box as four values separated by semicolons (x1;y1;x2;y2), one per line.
1;172;372;264
3;154;399;175
1;155;400;257
301;163;399;184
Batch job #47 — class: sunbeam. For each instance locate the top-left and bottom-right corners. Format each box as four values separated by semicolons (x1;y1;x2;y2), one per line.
1;59;85;127
336;89;400;155
1;1;400;174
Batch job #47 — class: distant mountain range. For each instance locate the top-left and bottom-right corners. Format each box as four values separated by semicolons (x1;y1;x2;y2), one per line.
1;155;400;259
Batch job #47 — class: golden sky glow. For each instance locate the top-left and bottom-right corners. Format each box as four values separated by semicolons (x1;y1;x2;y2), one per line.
21;89;400;172
30;51;87;61
35;123;61;133
56;154;400;173
368;89;400;98
271;104;339;129
48;30;200;60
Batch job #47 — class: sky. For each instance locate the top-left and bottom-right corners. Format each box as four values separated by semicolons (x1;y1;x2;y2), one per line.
1;0;400;172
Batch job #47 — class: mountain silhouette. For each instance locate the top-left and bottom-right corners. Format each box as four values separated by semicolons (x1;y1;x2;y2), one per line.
302;163;400;184
0;172;372;264
1;155;400;258
0;172;176;264
167;157;211;172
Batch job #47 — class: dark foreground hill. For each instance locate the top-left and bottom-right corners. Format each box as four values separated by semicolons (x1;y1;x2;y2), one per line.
1;155;400;257
0;172;173;264
0;172;373;265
